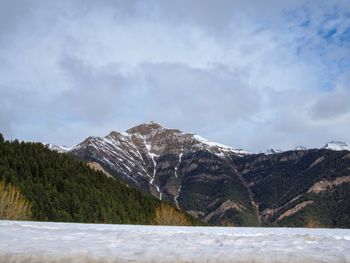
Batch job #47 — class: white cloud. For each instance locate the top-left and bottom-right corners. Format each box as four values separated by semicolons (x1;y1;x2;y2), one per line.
0;0;350;151
311;85;350;120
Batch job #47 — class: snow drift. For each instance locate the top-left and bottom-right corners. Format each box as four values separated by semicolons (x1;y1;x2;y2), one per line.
0;221;349;263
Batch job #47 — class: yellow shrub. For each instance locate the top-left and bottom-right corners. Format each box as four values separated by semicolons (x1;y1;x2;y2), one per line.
306;218;322;228
0;180;32;220
154;203;189;226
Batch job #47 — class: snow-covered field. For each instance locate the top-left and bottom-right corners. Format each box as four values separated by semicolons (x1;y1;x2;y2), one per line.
0;221;349;263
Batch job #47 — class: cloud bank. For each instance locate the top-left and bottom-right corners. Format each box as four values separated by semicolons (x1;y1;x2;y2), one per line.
0;0;350;151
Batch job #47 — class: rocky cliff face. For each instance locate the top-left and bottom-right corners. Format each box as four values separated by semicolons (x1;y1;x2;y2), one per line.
69;122;257;225
58;122;350;227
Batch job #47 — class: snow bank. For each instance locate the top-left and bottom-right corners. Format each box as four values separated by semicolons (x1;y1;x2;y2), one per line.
0;221;349;263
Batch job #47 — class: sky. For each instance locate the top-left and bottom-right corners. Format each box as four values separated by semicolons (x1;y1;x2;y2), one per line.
1;0;350;152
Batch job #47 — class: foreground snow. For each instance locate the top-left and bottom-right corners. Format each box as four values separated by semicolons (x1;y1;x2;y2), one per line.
0;221;349;263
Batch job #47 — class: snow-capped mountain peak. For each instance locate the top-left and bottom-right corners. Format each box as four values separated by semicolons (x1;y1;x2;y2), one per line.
294;146;307;151
323;141;350;151
46;144;72;153
264;148;283;155
61;122;251;202
126;121;166;136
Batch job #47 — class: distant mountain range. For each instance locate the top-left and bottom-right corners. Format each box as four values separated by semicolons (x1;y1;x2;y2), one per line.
48;122;350;227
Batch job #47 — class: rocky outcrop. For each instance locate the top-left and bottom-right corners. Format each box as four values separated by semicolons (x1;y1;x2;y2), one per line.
87;162;114;178
203;200;245;222
307;176;350;194
277;201;314;221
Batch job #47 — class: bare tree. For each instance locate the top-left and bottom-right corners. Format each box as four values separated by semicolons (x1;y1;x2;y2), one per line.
0;180;32;220
154;203;189;226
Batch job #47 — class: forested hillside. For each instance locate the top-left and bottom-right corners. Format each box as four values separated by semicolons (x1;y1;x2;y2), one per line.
0;135;195;225
232;149;350;228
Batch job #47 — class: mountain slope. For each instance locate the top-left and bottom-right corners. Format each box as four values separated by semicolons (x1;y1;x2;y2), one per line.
69;122;257;226
0;137;196;225
232;149;350;227
50;122;350;227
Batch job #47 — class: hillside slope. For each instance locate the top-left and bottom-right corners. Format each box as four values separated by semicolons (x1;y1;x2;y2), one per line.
232;149;350;228
0;137;195;225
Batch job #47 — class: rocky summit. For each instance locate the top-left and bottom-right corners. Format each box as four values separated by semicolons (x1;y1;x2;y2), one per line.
52;122;350;227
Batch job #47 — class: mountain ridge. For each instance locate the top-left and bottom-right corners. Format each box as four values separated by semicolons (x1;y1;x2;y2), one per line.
46;122;350;227
47;121;350;155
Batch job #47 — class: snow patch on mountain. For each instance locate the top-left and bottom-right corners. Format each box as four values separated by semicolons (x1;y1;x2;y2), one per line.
193;135;233;149
138;133;162;199
264;148;283;155
174;150;183;209
295;146;307;151
323;141;350;151
174;152;183;178
46;144;72;153
193;135;250;155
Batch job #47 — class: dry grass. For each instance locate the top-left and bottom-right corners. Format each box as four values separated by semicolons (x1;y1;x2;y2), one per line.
154;203;189;226
306;218;322;228
221;220;235;227
0;180;32;220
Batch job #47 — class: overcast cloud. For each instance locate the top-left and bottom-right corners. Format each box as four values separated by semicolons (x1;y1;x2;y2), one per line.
1;0;350;152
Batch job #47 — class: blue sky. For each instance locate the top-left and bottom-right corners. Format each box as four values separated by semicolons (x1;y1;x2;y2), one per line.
0;0;350;152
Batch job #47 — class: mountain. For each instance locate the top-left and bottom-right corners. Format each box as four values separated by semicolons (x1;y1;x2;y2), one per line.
46;143;71;153
0;137;197;225
68;122;257;226
323;141;350;151
232;149;350;227
70;121;250;200
51;122;350;227
264;148;283;155
294;146;307;151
